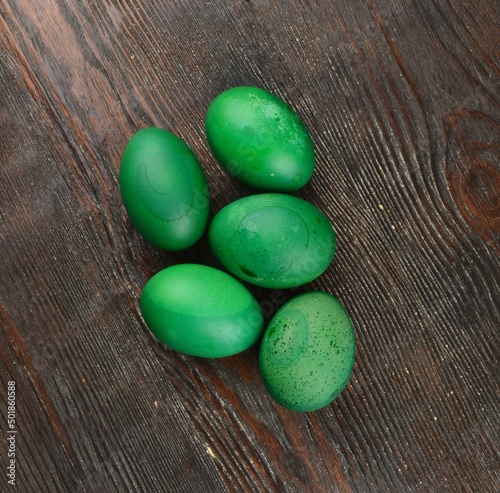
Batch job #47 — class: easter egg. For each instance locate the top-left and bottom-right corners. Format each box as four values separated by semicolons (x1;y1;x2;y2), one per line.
205;86;315;191
119;127;210;251
140;264;264;358
259;292;356;412
208;194;336;288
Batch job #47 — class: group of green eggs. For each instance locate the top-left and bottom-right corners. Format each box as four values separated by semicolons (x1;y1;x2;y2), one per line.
119;86;356;412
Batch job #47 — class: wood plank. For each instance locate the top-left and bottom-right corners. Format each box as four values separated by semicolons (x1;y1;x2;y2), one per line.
1;0;498;491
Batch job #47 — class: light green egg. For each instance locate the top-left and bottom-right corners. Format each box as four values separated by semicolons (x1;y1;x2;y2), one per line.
259;292;356;412
140;264;264;358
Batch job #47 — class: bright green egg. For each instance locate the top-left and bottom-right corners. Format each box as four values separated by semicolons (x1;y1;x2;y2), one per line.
119;127;210;251
205;86;315;191
208;194;336;288
259;292;356;412
140;264;264;358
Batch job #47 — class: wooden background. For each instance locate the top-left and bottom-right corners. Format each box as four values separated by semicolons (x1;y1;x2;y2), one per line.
0;0;498;491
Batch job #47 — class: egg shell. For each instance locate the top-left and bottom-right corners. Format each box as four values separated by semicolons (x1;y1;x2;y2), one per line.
208;193;336;289
205;86;315;192
259;291;356;412
119;127;210;251
140;264;265;358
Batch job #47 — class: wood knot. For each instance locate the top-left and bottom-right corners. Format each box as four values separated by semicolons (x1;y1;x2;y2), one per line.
444;109;500;252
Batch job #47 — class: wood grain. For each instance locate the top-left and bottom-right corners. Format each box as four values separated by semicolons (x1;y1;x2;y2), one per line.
0;0;498;491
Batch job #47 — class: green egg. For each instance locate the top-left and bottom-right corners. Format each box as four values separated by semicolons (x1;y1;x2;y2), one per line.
208;194;336;289
259;292;356;412
205;86;315;191
140;264;264;358
119;127;210;251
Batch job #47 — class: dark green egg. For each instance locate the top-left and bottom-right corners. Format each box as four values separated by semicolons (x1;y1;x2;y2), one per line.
119;127;210;250
205;86;315;191
208;194;336;288
259;292;356;412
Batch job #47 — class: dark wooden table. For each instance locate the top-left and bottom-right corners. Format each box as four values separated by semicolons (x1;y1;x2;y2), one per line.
1;1;498;491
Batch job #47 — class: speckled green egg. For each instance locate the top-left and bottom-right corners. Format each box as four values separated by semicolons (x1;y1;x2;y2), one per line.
140;264;264;358
205;86;315;191
119;127;210;251
259;292;356;412
208;194;336;289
